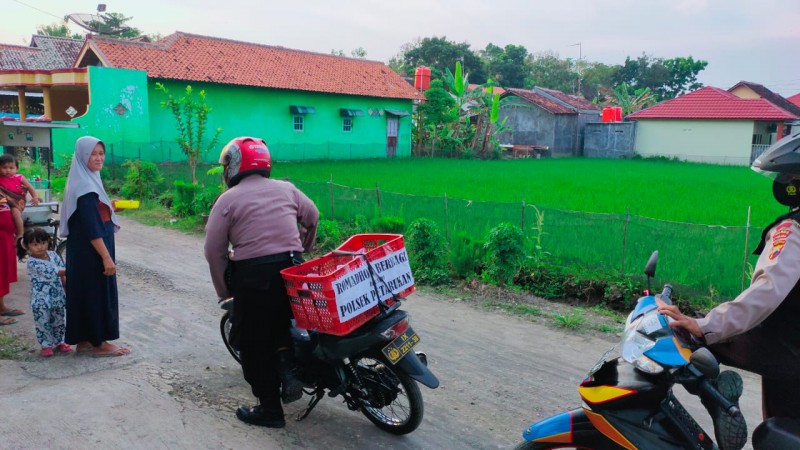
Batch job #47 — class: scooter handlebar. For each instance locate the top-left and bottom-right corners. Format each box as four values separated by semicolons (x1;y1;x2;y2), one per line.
700;379;741;417
658;284;673;305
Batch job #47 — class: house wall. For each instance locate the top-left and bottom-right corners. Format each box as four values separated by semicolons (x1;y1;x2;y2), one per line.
497;97;556;150
552;114;576;155
634;119;754;165
51;66;151;166
148;79;413;162
584;122;636;158
729;86;760;99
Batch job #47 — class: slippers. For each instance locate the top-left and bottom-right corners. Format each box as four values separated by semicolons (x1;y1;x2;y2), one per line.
40;347;54;357
0;317;16;326
56;343;73;353
0;309;24;317
92;346;131;358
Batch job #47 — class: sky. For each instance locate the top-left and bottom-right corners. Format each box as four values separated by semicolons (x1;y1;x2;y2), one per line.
3;0;800;96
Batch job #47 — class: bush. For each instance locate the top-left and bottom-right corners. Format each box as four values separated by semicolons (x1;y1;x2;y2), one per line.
449;230;484;278
406;218;449;285
482;222;525;286
172;181;200;217
316;219;343;252
121;160;163;200
369;215;405;233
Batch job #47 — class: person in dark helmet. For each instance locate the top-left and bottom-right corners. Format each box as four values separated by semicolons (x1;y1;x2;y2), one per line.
659;132;800;441
204;136;319;428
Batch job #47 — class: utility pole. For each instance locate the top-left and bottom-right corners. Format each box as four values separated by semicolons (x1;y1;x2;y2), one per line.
569;42;583;95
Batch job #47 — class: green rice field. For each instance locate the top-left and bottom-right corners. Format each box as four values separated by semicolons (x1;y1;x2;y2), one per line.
170;157;787;298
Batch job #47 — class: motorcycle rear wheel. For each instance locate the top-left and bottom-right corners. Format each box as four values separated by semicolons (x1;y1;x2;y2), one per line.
220;311;241;364
355;354;423;435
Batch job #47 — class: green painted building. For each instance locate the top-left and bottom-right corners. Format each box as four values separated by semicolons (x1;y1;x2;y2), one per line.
51;32;421;165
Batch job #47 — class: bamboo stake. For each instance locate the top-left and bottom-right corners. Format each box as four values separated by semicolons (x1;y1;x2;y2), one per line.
621;208;630;274
520;198;525;231
376;182;382;216
329;174;335;220
742;206;752;291
444;192;450;241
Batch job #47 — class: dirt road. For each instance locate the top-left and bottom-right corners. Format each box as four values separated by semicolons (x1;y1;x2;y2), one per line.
0;218;763;449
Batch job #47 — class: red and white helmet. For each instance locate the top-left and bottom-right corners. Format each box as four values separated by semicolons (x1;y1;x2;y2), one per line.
218;136;272;187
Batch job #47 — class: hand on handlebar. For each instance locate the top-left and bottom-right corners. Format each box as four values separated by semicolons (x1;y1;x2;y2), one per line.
657;300;703;339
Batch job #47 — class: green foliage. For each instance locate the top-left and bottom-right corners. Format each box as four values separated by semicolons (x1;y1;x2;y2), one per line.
483;223;525;286
481;43;531;89
406;218;449;285
50;176;66;197
155;83;223;184
449;230;484;278
120;160;163;200
399;36;488;83
36;22;84;40
552;310;586;329
369;215;405;233
316;219;343;252
612;53;708;101
605;83;656;116
172;180;221;217
0;330;29;359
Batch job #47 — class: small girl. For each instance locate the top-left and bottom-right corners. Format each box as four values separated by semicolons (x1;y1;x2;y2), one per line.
0;153;40;239
18;227;70;357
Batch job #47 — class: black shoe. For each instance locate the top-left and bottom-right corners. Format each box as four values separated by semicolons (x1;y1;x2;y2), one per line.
704;371;747;450
235;405;286;428
276;351;304;404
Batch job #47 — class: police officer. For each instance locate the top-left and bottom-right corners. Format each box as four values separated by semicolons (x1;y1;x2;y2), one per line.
204;137;319;428
659;132;800;423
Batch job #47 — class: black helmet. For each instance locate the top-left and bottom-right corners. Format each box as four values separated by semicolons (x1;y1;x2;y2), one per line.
753;132;800;208
752;132;800;179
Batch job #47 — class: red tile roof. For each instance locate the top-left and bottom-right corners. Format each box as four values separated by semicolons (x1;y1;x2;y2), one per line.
627;86;798;121
501;88;576;114
728;81;800;117
81;32;422;100
789;93;800;109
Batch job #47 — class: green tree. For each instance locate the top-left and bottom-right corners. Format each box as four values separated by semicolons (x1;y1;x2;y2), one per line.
613;53;707;101
481;43;531;88
90;12;142;38
36;23;84;40
400;36;487;84
605;83;656;116
155;83;222;184
579;62;617;102
526;51;578;93
415;79;457;156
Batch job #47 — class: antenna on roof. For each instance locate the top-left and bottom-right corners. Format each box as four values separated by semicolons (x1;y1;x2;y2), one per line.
65;4;130;36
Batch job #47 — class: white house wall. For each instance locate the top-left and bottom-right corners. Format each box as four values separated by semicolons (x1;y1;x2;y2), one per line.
634;120;754;165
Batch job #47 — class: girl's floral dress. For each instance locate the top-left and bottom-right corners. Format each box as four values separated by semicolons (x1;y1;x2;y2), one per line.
28;250;66;347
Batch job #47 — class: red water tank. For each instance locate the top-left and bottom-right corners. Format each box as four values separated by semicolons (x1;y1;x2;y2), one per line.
414;66;431;91
601;107;614;123
613;106;623;122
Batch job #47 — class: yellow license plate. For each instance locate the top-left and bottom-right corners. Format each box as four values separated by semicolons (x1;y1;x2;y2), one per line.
381;327;420;365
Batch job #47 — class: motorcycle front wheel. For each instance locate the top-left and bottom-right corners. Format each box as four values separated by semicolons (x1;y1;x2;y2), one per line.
355;354;423;435
220;311;241;364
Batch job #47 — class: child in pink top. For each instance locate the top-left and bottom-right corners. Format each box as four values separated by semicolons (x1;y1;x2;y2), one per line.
0;154;40;239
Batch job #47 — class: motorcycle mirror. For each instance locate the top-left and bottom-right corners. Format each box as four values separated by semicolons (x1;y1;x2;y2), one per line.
644;251;659;278
690;347;720;379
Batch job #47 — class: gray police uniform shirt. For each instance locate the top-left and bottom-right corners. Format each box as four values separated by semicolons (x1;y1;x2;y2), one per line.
697;218;800;345
204;176;319;299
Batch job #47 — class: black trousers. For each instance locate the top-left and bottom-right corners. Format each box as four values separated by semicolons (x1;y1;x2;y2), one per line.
229;259;294;408
709;325;800;420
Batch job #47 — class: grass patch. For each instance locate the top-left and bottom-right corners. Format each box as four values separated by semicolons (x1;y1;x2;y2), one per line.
593;323;623;334
590;305;626;323
552;310;586;329
0;330;29;360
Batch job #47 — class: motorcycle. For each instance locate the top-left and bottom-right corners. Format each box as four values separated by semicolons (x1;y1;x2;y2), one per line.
514;251;800;449
219;250;439;436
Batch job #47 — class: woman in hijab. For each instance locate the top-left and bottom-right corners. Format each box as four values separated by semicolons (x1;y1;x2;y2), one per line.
60;136;129;357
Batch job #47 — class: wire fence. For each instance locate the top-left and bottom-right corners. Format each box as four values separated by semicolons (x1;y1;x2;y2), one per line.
103;140;409;164
292;179;757;299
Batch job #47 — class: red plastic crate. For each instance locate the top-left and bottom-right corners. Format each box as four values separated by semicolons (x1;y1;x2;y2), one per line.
281;234;415;335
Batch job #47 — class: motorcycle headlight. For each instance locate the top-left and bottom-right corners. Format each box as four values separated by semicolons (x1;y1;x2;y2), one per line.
620;327;663;374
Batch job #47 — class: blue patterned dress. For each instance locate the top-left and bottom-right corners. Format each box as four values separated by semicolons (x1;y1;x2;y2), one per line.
28;250;66;348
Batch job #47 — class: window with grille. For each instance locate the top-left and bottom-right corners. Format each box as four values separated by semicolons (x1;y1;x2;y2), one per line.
343;117;353;132
293;115;304;132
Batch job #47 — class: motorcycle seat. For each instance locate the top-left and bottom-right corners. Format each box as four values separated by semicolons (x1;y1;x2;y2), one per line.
752;417;800;449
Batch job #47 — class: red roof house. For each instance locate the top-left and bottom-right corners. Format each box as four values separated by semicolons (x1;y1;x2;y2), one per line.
626;86;798;165
788;93;800;109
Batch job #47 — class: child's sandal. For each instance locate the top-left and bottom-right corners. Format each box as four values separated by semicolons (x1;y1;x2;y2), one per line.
40;347;54;357
56;343;72;353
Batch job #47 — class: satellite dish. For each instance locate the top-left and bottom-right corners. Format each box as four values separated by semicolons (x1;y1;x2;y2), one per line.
65;4;129;36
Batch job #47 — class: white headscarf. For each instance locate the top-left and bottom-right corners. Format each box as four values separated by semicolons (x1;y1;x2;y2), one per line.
59;136;119;238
